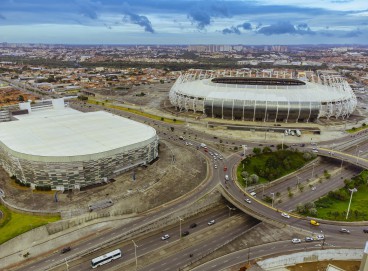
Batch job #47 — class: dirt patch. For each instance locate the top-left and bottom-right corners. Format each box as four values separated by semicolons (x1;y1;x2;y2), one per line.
288;260;360;271
0;139;207;215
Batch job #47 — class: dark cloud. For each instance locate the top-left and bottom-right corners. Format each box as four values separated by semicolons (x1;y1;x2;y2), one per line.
188;10;211;30
238;22;252;30
341;29;362;37
76;0;99;20
257;22;315;35
123;12;155;33
222;26;241;35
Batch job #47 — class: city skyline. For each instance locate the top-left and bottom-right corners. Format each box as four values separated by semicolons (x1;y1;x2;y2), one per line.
0;0;367;45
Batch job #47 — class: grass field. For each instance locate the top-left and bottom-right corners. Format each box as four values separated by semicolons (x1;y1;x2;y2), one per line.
236;150;312;187
314;171;368;221
87;99;183;124
0;204;60;245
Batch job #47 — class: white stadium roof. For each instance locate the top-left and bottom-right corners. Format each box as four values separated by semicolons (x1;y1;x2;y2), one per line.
0;108;156;157
176;79;350;102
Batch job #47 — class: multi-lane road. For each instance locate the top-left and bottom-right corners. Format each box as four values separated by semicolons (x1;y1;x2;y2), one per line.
8;99;368;271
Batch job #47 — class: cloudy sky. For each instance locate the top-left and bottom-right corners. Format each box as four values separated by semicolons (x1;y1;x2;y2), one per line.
0;0;367;44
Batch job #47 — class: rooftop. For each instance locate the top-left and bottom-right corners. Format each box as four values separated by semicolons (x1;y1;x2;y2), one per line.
0;108;156;158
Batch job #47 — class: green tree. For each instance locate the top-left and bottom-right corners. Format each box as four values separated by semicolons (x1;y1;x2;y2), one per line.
18;95;25;102
253;147;261;155
262;146;272;153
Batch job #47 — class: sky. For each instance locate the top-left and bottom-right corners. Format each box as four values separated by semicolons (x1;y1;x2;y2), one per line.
0;0;367;45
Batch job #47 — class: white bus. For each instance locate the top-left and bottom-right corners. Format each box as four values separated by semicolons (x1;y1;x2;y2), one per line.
91;249;122;268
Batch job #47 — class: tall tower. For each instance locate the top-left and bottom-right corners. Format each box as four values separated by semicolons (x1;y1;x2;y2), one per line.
360;241;368;271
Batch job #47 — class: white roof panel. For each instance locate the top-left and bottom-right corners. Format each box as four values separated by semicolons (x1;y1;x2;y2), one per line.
0;108;156;157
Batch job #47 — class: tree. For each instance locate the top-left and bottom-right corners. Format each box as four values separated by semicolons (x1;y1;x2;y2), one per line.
296;203;305;214
249;174;259;184
309;208;318;216
262;146;272;153
305;202;315;210
253;147;261;155
170;127;174;132
241;171;249;178
303;152;312;160
18;95;24;102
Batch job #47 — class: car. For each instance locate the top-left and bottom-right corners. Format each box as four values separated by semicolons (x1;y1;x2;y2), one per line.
161;234;170;240
363;229;368;233
61;247;71;254
310;220;320;226
339;228;350;234
214;165;218;169
292;238;301;244
250;192;256;197
208;220;215;226
311;186;316;191
190;223;197;228
305;237;314;242
181;231;190;237
219;157;223;160
316;234;325;240
223;166;227;171
300;144;305;147
281;212;290;218
244;198;251;204
312;150;319;153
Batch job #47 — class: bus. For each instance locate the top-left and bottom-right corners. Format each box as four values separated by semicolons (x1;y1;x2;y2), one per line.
91;249;122;268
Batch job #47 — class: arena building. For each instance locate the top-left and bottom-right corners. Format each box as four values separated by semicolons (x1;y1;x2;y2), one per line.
169;70;357;123
0;99;159;190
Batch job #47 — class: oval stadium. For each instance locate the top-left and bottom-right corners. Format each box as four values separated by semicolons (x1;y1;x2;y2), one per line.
169;70;357;123
0;99;159;190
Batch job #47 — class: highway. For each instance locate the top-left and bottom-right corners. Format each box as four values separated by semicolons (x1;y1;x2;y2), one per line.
9;99;368;271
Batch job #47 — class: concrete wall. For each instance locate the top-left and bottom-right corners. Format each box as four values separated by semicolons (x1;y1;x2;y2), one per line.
258;249;363;270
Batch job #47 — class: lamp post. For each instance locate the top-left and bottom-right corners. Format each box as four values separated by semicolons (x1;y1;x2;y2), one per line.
226;205;236;217
178;216;184;238
242;145;247;157
132;240;138;270
346;188;358;220
65;258;69;271
282;133;285;150
321;231;325;250
296;176;301;192
356;150;363;164
270;192;275;207
311;163;316;180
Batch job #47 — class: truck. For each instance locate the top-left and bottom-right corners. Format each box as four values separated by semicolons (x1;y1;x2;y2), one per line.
295;129;301;137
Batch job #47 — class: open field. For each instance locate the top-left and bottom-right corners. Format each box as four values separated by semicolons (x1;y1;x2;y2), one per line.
0;204;60;245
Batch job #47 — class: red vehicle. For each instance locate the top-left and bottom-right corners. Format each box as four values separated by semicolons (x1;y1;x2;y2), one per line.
223;166;227;171
204;149;208;152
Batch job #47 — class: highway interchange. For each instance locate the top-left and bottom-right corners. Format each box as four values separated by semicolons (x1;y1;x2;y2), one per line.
5;93;368;271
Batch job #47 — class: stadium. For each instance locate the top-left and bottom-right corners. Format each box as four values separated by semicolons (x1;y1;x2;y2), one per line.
0;99;159;190
169;70;357;123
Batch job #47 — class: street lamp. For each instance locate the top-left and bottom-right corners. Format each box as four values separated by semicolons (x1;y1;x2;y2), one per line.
270;192;275;207
242;145;247;157
296;176;301;192
132;240;138;270
346;188;358;220
311;163;316;180
226;205;236;217
65;258;69;271
321;231;325;250
356;150;363;164
178;216;184;238
282;133;285;150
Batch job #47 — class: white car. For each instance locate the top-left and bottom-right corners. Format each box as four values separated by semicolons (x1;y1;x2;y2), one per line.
316;234;325;240
311;186;316;191
281;212;290;219
161;234;170;240
208;220;215;226
214;165;218;169
244;198;251;204
312;150;319;153
292;238;301;244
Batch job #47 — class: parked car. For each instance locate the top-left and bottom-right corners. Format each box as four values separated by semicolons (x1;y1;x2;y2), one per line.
208;220;215;226
339;228;350;234
61;247;71;254
161;234;170;240
190;223;197;228
292;238;301;244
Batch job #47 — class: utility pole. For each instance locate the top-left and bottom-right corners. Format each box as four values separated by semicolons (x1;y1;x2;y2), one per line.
346;188;357;220
178;217;184;238
132;240;138;270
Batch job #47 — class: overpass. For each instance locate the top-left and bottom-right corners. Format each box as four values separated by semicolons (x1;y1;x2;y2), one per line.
316;147;368;170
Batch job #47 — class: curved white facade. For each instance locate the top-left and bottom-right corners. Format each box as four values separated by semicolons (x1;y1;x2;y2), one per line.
169;70;357;123
0;107;159;190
